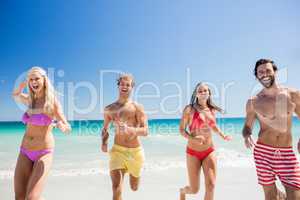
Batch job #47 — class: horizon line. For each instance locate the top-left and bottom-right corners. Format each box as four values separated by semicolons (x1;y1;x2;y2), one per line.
0;116;248;123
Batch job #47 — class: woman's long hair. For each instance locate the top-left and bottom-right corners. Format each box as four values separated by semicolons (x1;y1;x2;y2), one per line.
27;67;56;115
190;82;222;113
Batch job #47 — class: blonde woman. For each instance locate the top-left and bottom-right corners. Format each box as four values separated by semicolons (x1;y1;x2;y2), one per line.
179;82;231;200
12;67;71;200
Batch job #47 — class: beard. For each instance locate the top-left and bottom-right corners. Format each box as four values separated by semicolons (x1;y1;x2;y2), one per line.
258;75;275;88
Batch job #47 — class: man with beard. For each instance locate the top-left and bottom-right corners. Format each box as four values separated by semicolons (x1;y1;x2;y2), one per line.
101;74;148;200
243;58;300;200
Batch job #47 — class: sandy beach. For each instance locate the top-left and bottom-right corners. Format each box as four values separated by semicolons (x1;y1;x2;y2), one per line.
1;166;266;200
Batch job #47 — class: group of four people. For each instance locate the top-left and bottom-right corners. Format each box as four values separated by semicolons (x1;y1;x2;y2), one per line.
12;58;300;200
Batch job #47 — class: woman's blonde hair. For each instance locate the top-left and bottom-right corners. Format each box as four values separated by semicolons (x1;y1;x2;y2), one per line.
27;66;56;115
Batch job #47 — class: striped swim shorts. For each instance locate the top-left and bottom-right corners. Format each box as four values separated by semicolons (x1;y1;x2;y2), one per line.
254;141;300;189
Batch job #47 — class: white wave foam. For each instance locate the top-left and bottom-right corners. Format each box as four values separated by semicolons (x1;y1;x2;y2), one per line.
51;168;109;177
0;170;14;180
0;148;269;180
144;160;185;171
216;148;255;168
0;168;109;180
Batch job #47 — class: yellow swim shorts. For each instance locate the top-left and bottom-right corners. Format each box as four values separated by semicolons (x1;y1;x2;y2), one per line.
109;144;145;178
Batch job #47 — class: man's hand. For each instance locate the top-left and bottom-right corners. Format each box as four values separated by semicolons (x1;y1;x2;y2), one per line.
297;139;300;154
101;143;108;153
114;120;127;133
114;120;136;137
244;135;255;149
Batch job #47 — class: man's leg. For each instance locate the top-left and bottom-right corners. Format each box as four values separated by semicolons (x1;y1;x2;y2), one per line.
128;147;144;192
254;143;285;200
277;147;300;200
110;169;126;200
284;184;300;200
129;175;140;191
263;184;286;200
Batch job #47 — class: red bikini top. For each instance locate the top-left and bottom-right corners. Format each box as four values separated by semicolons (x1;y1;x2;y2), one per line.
189;109;216;131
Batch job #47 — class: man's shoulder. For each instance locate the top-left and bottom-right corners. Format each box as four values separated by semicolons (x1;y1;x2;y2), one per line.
131;101;145;111
247;96;257;103
285;87;299;93
287;87;300;101
104;102;118;112
245;96;257;112
132;101;144;113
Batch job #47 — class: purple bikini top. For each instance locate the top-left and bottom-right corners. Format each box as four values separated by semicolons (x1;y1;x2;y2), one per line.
22;112;53;126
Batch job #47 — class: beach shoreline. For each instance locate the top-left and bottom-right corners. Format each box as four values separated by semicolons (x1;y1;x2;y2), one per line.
2;166;266;200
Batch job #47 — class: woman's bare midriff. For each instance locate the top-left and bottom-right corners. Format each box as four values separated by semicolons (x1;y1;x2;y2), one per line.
21;124;55;150
187;128;213;151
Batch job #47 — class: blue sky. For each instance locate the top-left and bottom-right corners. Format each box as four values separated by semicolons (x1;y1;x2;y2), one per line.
1;0;300;121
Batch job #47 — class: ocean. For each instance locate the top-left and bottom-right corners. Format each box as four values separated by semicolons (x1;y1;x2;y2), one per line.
1;118;300;199
2;117;300;179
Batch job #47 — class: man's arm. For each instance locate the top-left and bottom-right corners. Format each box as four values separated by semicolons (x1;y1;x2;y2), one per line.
291;90;300;153
242;99;256;149
132;103;148;136
292;90;300;118
101;107;112;152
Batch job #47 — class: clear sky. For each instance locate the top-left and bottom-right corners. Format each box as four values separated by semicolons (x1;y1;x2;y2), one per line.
1;0;300;121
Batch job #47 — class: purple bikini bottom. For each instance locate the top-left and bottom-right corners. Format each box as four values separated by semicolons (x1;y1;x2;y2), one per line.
20;147;53;162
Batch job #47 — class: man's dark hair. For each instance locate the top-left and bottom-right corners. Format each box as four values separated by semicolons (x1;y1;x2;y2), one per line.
254;59;278;77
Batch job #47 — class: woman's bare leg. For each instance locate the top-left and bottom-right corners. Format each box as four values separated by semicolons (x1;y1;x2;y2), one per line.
180;154;201;200
14;152;33;200
202;152;217;200
25;153;53;200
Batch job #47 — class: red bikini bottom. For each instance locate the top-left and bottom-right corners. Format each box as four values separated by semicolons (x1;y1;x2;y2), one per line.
186;146;214;161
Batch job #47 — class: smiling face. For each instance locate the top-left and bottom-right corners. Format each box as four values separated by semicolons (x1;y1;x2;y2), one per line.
118;78;133;96
256;63;276;88
28;71;45;94
196;84;210;101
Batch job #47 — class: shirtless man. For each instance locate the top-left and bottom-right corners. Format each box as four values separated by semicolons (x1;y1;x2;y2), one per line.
243;58;300;200
101;74;148;200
